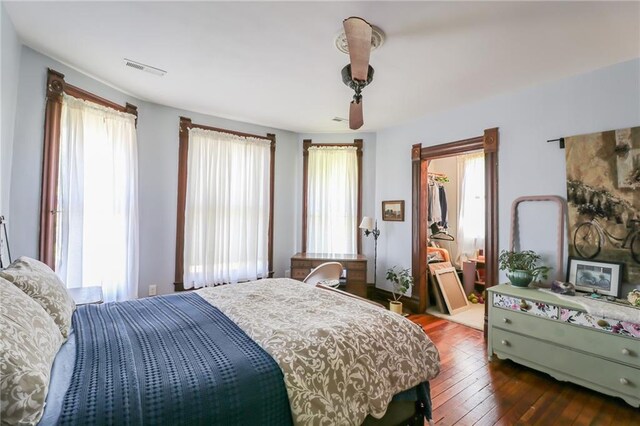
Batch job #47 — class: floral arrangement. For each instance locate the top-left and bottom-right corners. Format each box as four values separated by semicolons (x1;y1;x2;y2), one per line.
627;289;640;307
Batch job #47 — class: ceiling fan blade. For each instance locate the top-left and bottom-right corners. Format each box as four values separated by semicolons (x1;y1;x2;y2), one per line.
349;99;364;130
343;17;372;82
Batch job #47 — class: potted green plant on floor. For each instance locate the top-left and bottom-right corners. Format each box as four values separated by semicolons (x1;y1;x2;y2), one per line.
498;250;551;288
385;266;414;314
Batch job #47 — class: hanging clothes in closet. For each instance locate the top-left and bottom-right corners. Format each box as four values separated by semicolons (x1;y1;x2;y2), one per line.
427;174;449;229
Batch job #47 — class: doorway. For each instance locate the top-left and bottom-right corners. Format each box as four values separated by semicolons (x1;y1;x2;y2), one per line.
409;128;499;332
425;152;486;329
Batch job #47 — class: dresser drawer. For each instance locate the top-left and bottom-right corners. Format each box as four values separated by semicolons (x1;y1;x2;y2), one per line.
291;260;312;268
492;293;558;319
291;268;310;280
492;328;639;399
347;270;366;282
345;261;366;271
491;307;640;368
559;308;640;340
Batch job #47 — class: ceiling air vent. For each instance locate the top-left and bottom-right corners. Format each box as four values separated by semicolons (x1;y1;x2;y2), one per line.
123;59;166;76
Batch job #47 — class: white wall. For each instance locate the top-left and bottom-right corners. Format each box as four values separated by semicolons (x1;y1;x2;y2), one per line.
9;46;298;298
1;3;21;219
297;132;377;282
7;41;639;298
375;58;640;295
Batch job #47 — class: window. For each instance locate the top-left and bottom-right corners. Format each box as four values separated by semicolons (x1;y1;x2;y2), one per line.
40;69;139;302
456;151;485;262
302;140;363;254
175;118;275;290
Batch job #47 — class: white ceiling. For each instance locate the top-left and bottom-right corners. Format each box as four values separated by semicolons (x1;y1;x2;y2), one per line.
5;1;640;133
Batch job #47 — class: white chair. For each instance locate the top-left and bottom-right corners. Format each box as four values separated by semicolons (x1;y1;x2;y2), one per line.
302;262;344;287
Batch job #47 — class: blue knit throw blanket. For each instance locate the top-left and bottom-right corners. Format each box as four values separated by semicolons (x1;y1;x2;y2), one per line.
58;292;292;425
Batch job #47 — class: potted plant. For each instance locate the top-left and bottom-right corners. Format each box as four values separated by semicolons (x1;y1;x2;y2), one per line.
498;250;551;288
385;266;414;314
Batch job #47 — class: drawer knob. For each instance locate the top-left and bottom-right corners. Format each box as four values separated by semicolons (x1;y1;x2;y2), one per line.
502;318;510;324
621;348;630;355
501;339;509;346
619;378;629;385
519;299;531;310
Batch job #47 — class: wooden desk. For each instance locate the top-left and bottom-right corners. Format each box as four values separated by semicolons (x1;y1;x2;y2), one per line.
290;252;367;285
68;286;104;306
291;252;368;298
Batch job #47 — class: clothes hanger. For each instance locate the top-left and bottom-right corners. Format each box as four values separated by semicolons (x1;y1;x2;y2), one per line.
429;222;455;241
431;231;454;241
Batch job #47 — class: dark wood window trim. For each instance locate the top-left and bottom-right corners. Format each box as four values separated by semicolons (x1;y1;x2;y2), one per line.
410;128;499;333
302;139;363;255
174;117;276;291
39;68;138;268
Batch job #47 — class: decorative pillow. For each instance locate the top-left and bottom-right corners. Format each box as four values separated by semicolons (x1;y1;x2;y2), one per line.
0;257;76;338
0;278;64;425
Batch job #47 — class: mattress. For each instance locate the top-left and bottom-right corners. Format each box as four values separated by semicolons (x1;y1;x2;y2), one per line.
37;279;440;425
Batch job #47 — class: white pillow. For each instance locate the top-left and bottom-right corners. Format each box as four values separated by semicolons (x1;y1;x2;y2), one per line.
0;277;64;425
0;257;76;338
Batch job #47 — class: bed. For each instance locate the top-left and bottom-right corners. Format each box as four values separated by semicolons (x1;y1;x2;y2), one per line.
1;259;440;426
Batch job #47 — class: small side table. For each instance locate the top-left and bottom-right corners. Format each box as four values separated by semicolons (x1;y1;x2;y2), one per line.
68;286;104;306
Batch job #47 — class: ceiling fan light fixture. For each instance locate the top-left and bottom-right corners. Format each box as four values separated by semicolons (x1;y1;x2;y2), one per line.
339;16;381;131
334;25;385;54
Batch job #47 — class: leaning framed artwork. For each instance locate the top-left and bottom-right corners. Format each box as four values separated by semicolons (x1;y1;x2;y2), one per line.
382;200;404;221
433;267;470;315
567;257;623;297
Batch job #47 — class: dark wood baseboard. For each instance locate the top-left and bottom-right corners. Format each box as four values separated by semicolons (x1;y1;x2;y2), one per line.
372;287;421;313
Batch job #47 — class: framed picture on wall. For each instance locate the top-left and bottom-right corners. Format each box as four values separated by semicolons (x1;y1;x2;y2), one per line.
567;257;622;297
382;200;404;222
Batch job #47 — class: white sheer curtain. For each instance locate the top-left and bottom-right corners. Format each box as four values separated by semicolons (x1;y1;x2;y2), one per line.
183;128;270;289
55;94;139;302
456;152;485;264
307;146;358;254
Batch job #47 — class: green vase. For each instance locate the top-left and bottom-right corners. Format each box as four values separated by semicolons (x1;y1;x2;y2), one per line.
507;270;534;287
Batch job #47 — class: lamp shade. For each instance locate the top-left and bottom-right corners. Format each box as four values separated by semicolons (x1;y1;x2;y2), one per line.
359;216;375;231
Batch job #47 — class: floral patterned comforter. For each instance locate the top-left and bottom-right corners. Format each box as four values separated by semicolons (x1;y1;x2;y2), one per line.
197;278;440;425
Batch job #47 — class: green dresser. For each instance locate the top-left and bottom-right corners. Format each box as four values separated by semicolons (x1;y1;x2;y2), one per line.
487;284;639;407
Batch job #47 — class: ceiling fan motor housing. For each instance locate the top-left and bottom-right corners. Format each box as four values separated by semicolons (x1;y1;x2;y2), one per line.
341;64;375;94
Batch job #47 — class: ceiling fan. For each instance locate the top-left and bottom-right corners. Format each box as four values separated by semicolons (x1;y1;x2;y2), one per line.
340;17;377;130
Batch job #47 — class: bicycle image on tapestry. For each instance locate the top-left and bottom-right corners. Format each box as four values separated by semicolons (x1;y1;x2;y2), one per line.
565;126;640;284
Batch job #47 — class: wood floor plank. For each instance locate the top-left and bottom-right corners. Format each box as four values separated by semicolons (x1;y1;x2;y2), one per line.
588;395;620;426
432;365;513;426
431;365;492;408
407;314;638;426
571;393;604;426
454;365;528;425
430;356;488;396
551;386;591;425
491;367;549;425
474;369;544;426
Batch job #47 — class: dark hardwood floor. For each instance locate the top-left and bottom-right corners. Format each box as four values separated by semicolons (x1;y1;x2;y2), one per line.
408;314;639;426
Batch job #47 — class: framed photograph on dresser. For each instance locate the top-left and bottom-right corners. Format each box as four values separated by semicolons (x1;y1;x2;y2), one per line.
567;257;622;297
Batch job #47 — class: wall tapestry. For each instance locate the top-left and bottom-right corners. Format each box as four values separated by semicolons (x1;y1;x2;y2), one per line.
566;126;640;285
